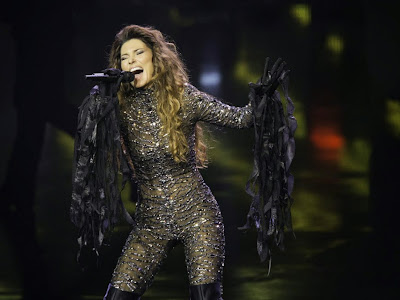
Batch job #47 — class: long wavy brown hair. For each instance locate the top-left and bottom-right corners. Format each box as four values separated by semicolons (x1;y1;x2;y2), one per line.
109;25;208;167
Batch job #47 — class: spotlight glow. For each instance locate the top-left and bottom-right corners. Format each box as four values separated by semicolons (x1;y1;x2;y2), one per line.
290;4;311;27
326;34;344;55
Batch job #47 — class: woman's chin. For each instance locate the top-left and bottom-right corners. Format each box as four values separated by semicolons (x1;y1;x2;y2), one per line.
129;81;143;88
131;80;152;89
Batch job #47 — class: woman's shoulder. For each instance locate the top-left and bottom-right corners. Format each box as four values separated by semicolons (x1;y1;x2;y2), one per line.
181;83;203;116
183;82;201;97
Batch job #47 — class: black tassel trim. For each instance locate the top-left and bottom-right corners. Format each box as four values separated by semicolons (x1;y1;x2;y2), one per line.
239;58;297;273
71;85;134;260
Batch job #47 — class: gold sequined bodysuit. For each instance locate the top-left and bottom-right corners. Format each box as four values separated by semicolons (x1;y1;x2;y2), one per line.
110;83;252;295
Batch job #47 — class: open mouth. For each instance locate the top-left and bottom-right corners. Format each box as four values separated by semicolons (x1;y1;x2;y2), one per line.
130;67;144;76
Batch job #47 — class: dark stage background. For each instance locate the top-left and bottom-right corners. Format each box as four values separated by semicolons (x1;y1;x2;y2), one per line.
1;0;399;299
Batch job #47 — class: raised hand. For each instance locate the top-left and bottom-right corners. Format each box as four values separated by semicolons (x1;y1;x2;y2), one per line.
249;57;290;101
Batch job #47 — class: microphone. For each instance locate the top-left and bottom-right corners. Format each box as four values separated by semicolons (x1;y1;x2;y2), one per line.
85;70;136;83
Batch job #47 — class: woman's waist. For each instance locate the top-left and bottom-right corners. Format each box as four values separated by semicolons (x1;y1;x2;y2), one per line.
134;160;196;181
136;170;206;199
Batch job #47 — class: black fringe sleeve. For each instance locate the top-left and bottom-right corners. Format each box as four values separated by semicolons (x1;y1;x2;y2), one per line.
71;86;134;258
239;58;297;273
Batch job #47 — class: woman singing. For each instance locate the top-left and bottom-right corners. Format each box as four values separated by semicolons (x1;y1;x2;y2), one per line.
72;24;294;300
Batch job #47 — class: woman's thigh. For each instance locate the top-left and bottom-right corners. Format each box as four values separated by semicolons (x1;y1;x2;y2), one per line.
180;199;226;285
110;226;173;295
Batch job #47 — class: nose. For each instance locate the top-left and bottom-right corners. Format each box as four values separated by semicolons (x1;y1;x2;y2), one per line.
128;56;136;64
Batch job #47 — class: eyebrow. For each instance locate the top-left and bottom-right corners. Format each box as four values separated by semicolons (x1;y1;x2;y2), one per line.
121;48;144;56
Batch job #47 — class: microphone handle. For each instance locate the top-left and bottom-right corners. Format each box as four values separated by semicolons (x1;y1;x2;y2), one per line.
85;71;135;83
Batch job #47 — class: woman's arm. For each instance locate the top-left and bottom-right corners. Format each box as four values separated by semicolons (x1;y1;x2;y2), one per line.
185;83;253;129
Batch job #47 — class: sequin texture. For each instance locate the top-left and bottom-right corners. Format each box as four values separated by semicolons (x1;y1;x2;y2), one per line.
110;83;252;294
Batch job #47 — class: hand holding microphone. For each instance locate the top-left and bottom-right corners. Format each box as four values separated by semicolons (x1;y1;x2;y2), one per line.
85;68;138;97
85;68;136;83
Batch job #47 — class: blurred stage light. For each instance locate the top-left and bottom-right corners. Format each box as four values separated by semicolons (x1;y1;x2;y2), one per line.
199;65;222;93
290;4;311;27
310;125;345;163
292;187;342;232
200;70;221;87
326;34;344;55
385;98;400;138
234;59;258;85
339;138;370;173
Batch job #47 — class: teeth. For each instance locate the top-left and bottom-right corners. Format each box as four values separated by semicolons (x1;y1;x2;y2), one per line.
130;67;143;72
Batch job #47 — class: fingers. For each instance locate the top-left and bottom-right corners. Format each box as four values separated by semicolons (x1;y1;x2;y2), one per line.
116;76;124;89
102;68;122;76
262;57;270;83
270;57;283;75
261;57;288;85
279;69;290;82
276;61;287;78
251;57;290;97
